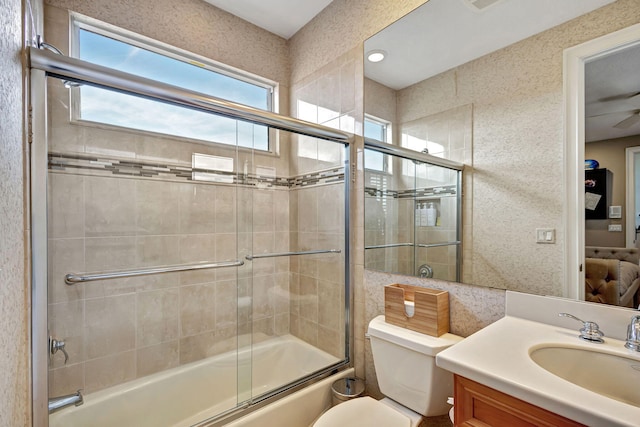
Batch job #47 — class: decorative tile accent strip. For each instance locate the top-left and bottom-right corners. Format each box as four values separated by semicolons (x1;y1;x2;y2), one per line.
364;187;399;198
48;152;344;188
364;185;457;199
399;185;457;199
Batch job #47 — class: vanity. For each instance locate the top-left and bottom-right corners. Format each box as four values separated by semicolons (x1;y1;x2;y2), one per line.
436;291;640;427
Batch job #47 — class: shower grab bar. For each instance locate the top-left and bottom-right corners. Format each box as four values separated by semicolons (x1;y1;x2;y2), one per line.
245;249;341;261
416;241;461;248
65;260;244;285
365;243;414;249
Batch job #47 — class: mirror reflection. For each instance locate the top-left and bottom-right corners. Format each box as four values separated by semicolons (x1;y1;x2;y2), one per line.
364;146;462;280
583;43;640;308
362;0;640;307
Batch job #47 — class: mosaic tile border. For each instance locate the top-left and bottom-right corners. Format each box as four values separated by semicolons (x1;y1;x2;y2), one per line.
365;185;457;199
48;152;344;188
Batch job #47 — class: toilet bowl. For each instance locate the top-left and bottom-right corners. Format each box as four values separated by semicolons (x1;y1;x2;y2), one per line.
313;396;419;427
313;315;463;427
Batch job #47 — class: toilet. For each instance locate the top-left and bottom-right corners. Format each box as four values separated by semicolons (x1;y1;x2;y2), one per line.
314;315;463;427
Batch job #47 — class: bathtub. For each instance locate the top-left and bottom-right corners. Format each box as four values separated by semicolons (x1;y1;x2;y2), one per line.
50;334;346;427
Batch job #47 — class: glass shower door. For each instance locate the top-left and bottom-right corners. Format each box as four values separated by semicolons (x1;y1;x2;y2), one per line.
45;75;249;426
240;129;348;405
43;74;350;426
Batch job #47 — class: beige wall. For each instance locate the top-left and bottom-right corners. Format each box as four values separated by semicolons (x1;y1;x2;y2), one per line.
585;134;640;247
0;0;31;425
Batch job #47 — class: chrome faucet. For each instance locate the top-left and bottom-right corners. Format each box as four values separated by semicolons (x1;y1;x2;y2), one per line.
558;313;605;343
625;315;640;351
48;390;83;413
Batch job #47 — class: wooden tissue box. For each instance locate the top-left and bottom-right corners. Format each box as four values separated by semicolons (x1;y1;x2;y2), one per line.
384;284;449;336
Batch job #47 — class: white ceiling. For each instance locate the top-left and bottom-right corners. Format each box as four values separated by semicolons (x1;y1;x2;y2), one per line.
585;44;640;142
364;0;616;90
202;0;333;39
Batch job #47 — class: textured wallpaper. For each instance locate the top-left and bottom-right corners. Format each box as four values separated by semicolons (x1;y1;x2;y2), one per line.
0;0;29;424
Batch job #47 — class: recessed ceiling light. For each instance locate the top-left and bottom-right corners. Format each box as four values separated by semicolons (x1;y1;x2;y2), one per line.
367;50;386;63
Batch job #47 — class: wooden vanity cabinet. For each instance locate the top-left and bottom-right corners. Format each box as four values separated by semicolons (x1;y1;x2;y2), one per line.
453;375;586;427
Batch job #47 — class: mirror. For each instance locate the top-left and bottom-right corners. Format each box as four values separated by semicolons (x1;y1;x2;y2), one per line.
363;0;640;301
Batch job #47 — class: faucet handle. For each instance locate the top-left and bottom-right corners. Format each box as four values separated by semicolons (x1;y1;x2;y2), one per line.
558;313;605;343
49;336;69;364
625;315;640;351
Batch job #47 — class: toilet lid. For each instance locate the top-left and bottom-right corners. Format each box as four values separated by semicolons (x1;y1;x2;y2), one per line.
314;397;410;427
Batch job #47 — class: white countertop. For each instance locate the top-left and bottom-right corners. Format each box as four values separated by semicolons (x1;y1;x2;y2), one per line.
436;314;640;427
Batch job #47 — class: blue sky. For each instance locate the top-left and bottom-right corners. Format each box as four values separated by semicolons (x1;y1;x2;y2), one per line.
78;29;269;150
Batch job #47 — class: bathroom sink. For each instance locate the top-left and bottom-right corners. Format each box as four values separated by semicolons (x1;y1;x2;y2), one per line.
530;346;640;407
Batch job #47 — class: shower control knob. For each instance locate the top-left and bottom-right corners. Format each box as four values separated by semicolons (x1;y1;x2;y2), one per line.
49;336;69;364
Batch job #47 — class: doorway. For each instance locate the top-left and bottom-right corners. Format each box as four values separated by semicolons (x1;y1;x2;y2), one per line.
564;22;640;301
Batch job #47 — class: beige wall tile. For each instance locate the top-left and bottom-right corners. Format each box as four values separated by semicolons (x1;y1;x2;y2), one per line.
49;300;85;369
85;236;137;273
136;235;181;268
252;190;275;233
252;274;275;320
137;288;179;347
215;186;237;233
48;173;85;239
85;351;136;393
48;238;85;303
85;295;136;359
179;183;216;234
49;364;84;398
179;331;217;365
136;180;180;235
180;283;216;336
84;176;136;237
179;234;216;284
215;279;238;329
136;341;179;378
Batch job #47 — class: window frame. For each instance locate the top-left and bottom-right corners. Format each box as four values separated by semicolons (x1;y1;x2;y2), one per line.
68;12;279;153
364;115;392;173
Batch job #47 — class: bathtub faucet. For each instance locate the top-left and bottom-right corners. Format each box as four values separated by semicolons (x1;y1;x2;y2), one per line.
48;389;83;413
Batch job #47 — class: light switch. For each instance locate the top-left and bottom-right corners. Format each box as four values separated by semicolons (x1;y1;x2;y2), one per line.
536;228;555;244
609;206;622;219
608;224;622;232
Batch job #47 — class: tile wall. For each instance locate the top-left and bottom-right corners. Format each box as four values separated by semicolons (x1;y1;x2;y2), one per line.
289;47;360;359
46;85;346;396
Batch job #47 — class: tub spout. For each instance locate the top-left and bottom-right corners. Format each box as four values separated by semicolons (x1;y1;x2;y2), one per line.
48;389;83;413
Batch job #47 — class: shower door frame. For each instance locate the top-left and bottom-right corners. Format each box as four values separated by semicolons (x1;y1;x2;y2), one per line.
29;46;353;426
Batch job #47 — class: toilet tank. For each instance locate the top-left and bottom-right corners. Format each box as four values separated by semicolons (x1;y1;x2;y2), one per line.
368;315;463;417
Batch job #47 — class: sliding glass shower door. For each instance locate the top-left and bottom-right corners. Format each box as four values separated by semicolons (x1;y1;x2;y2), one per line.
41;69;348;426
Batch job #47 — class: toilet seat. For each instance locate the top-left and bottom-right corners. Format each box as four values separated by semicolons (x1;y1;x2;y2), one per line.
313;397;410;427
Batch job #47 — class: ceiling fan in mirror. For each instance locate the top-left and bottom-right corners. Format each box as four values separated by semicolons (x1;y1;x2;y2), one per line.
589;90;640;129
613;110;640;129
588;109;640;129
598;90;640;103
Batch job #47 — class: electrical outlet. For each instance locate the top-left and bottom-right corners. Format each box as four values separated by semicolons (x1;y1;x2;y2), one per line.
536;228;555;244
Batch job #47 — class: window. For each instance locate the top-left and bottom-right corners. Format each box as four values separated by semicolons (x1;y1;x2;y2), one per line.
364;115;391;172
364;115;389;143
70;14;276;151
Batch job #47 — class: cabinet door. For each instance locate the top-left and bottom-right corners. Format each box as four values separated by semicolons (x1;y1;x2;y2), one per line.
453;376;585;427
